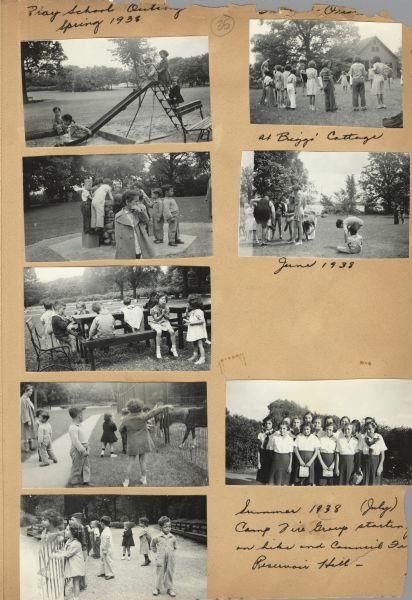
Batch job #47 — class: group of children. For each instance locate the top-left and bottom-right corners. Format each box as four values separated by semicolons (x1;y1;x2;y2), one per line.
257;412;387;487
78;176;186;258
259;54;395;113
241;194;317;247
241;195;364;255
41;508;178;600
39;291;209;365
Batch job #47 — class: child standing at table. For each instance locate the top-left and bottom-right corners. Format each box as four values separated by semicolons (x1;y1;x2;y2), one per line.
184;294;208;366
358;420;387;485
100;413;118;458
138;517;152;566
294;424;319;486
267;422;294;485
335;423;358;485
151;516;177;597
68;407;91;487
122;298;144;333
121;522;135;560
149;294;178;359
163;186;184;247
37;411;58;467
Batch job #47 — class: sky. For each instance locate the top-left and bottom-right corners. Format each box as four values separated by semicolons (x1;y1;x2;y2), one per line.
60;37;208;68
35;267;85;282
249;20;402;63
226;380;412;428
242;151;371;197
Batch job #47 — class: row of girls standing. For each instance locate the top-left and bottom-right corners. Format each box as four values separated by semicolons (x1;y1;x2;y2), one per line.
257;413;387;486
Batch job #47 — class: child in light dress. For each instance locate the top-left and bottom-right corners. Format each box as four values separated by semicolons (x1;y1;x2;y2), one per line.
371;55;387;109
286;68;297;109
339;70;349;93
149;294;178;359
260;73;275;107
306;60;320;111
40;299;56;348
184;294;208;365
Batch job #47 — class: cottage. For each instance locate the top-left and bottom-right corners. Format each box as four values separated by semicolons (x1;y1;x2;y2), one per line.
355;36;400;74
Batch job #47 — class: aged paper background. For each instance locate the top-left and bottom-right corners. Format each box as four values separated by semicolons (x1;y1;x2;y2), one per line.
1;0;412;598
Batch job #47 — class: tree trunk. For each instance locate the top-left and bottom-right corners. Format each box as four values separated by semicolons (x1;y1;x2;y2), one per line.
182;269;189;297
21;51;29;104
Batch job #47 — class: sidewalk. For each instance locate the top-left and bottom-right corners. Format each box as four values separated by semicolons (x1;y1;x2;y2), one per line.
22;413;101;489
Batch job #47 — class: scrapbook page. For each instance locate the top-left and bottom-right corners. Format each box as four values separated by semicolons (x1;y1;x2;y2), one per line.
1;0;412;599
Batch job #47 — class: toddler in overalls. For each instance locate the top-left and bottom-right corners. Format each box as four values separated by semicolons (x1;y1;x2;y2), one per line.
151;516;177;597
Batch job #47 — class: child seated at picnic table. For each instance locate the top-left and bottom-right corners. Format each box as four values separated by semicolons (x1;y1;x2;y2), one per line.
122;297;144;332
51;301;78;351
88;303;116;340
149;294;178;359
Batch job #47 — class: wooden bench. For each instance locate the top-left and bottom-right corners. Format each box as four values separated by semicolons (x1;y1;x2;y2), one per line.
173;100;211;143
80;330;172;371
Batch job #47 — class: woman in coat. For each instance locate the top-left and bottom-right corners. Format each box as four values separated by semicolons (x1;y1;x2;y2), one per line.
20;384;36;453
114;189;155;259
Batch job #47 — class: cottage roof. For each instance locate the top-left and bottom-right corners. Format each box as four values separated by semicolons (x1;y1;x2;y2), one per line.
356;36;398;61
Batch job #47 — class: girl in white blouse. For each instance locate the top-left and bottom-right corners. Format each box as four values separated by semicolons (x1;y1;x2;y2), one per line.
335;424;358;485
358;420;387;485
267;423;294;485
336;415;351;439
317;424;337;486
294;424;320;486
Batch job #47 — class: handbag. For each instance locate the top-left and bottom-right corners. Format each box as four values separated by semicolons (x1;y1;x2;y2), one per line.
299;466;309;478
322;468;334;478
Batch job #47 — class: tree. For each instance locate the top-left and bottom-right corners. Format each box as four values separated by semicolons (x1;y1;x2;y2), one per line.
320;193;335;212
144;153;210;196
21;41;66;103
359;153;410;214
250;20;360;72
337;174;358;214
24;268;45;307
253;151;308;197
240;166;254;202
111;38;154;84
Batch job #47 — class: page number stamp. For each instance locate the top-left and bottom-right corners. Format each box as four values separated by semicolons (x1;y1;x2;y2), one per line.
211;14;235;37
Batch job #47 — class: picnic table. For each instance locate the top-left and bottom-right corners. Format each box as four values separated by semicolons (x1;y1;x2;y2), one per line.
72;306;190;350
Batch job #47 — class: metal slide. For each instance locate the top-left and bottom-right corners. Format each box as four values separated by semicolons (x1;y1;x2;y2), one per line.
63;81;153;146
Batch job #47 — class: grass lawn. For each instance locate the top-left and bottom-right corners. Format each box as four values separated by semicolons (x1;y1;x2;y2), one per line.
87;414;208;487
25;197;212;261
240;214;409;258
250;79;403;127
25;87;211;146
25;332;211;372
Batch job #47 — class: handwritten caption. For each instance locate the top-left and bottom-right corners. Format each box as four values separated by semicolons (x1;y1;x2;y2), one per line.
234;496;407;572
273;258;355;275
258;130;383;148
26;3;184;35
218;353;246;375
258;5;360;17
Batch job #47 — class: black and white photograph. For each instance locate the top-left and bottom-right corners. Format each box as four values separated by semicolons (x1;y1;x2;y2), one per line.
23;152;212;261
20;494;207;600
239;150;410;258
24;266;211;372
22;37;211;146
20;382;207;489
249;19;403;128
226;379;412;486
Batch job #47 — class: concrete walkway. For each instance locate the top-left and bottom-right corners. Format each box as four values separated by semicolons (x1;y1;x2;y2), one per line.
22;414;101;489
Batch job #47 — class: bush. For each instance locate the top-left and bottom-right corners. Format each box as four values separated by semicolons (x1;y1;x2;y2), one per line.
226;413;261;471
20;512;38;527
109;521;124;529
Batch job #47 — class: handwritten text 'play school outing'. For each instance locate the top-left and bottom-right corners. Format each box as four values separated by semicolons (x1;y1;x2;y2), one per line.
26;3;184;35
233;496;407;572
